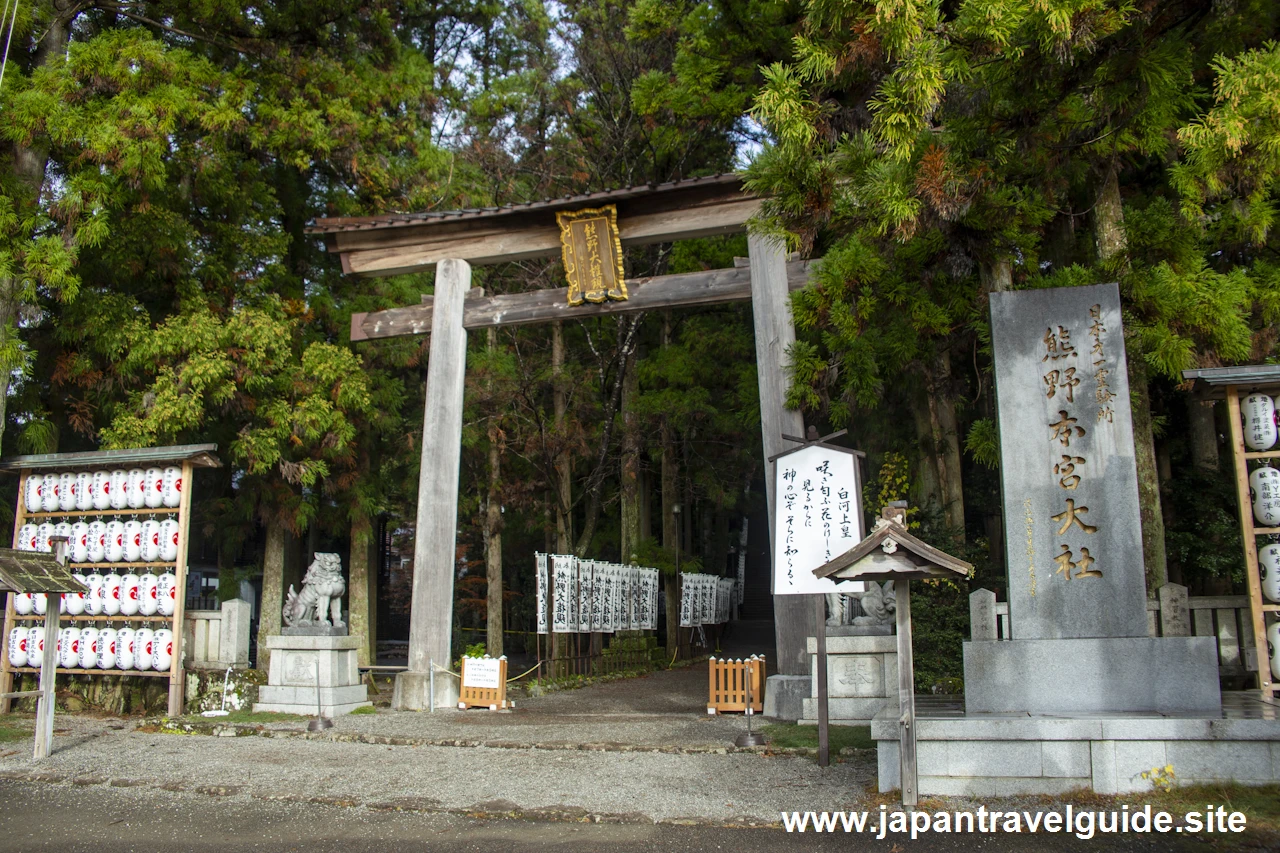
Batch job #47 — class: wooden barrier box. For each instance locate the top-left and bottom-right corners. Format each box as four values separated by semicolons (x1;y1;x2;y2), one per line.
708;655;764;714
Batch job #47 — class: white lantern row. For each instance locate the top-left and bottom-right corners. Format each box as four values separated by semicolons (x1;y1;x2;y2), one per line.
1243;394;1280;452
16;519;178;564
23;466;183;515
12;573;176;618
8;625;173;671
538;553;660;635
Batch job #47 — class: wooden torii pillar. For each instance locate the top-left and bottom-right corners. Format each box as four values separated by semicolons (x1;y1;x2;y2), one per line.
308;176;820;710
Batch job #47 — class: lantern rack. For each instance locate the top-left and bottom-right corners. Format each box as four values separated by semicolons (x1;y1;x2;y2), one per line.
0;445;220;717
1184;366;1280;703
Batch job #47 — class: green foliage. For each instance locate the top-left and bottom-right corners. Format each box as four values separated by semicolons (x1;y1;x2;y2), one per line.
759;723;874;752
964;419;1000;470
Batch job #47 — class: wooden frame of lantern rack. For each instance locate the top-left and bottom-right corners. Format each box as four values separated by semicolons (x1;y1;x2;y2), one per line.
0;444;220;717
1184;366;1280;703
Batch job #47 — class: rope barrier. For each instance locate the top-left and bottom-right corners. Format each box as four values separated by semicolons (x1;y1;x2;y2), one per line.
505;662;541;683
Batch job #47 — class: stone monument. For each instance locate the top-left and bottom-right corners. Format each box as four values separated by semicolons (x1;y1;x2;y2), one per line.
964;282;1219;715
255;553;371;716
803;581;898;725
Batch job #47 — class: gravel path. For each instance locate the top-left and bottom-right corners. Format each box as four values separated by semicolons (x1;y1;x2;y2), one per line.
0;716;872;823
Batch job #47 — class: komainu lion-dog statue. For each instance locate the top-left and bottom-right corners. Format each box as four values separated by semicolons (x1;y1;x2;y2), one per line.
283;552;346;629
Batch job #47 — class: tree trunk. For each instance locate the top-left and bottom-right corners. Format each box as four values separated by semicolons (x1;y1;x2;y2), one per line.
1094;163;1168;592
1188;400;1219;472
551;322;571;670
620;346;641;563
910;385;943;514
486;432;504;658
552;321;572;552
485;327;504;658
349;512;374;667
924;352;965;539
1130;356;1168;592
0;9;73;456
256;521;286;672
661;314;680;657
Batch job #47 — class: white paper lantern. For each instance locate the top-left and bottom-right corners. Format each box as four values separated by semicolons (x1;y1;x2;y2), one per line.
74;471;93;512
40;473;59;513
152;628;173;671
65;574;86;616
59;627;80;668
91;470;111;511
17;523;36;552
54;520;73;544
126;468;147;509
7;627;28;668
69;521;89;563
139;573;159;616
78;627;99;669
35;522;55;553
86;520;107;563
140;519;160;562
33;593;46;616
144;467;164;509
1244;394;1279;451
1270;621;1280;681
97;628;117;669
123;520;142;562
14;592;33;616
84;573;104;616
1251;466;1280;527
58;472;76;512
102;573;122;616
159;519;179;562
120;573;140;616
24;475;43;514
28;626;44;668
1262;544;1280;604
133;628;154;671
162;466;181;508
157;572;177;616
115;627;135;670
105;520;125;562
108;469;129;510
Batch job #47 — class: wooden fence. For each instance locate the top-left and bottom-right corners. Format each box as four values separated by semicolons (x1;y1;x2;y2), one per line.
707;655;764;714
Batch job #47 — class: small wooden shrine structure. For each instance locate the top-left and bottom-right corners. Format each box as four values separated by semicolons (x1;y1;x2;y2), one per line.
813;505;972;806
0;540;86;758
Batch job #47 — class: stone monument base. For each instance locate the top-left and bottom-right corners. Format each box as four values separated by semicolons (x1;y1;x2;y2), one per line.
392;668;460;711
964;636;1221;715
764;675;810;721
254;635;370;716
873;707;1280;795
800;632;898;726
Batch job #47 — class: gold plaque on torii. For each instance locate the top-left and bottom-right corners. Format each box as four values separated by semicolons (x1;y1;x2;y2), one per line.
556;205;628;306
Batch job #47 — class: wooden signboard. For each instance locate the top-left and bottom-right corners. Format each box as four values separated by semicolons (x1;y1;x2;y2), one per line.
458;655;510;710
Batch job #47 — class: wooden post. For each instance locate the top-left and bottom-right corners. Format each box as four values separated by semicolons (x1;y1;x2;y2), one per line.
35;538;68;760
747;232;812;675
815;596;829;767
895;578;917;807
1226;386;1277;700
1;472;29;715
168;459;193;716
397;258;471;710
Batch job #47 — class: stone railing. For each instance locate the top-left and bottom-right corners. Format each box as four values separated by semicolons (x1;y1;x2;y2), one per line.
183;598;251;670
969;585;1256;677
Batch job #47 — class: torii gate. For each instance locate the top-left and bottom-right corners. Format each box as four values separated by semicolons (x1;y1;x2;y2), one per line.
309;175;816;712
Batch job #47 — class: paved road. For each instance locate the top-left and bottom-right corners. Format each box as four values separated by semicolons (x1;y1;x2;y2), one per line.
0;780;1225;853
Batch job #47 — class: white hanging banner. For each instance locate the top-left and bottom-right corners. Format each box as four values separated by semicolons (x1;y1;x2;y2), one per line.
551;555;572;632
639;569;657;630
773;443;866;595
535;553;549;635
678;573;693;628
580;560;596;632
